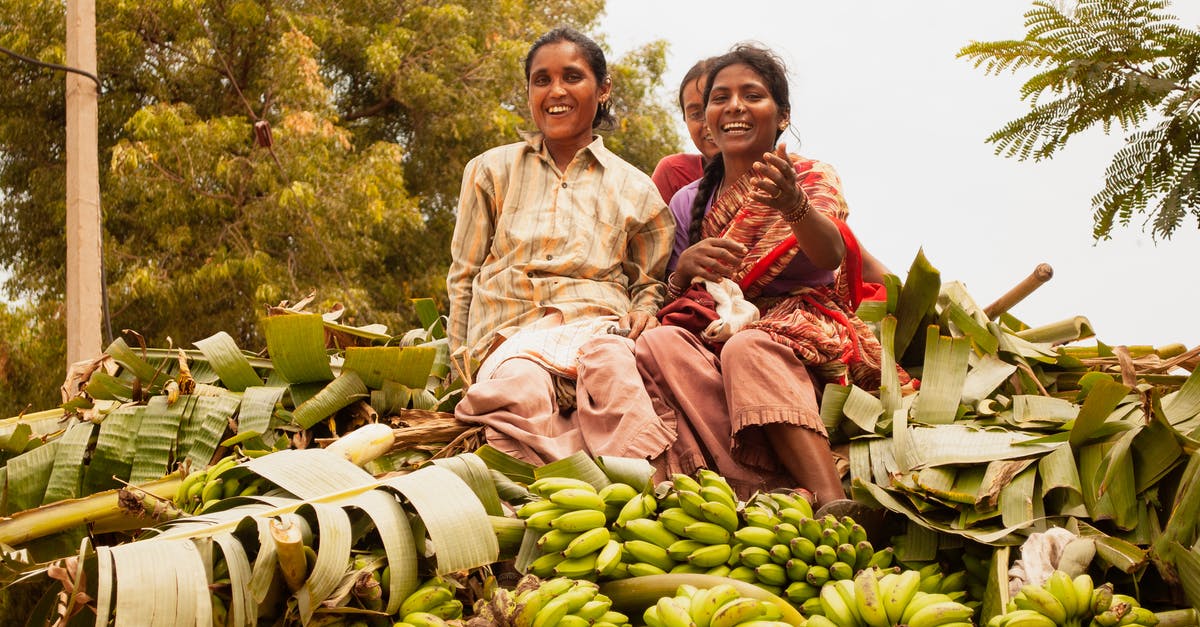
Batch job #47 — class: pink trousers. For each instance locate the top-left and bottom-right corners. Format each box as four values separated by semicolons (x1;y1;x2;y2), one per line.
454;334;675;466
635;326;829;498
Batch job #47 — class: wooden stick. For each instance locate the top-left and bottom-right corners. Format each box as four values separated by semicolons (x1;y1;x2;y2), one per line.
984;263;1054;320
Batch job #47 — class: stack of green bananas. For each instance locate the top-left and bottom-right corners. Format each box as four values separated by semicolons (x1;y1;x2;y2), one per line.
519;477;642;580
642;582;792;627
345;550;390;613
512;577;632;627
804;568;975;627
604;470;734;578
734;498;892;603
173;454;269;515
641;472;742;578
959;544;993;603
392;576;463;627
988;571;1159;627
895;561;970;604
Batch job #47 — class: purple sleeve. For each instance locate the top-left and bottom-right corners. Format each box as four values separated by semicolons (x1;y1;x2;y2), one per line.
666;182;701;274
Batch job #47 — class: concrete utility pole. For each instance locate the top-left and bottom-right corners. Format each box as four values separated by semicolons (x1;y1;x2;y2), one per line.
65;0;103;366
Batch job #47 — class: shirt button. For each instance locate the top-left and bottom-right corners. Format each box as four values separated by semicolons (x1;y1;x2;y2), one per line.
545;255;553;260
527;271;534;277
561;182;567;188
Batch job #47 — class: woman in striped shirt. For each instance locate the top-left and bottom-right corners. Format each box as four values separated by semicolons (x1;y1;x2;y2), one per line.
447;28;677;467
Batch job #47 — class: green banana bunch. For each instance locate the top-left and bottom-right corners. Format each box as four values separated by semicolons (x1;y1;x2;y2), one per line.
509;576;630;627
960;545;992;604
671;472;740;539
804;568;975;627
990;572;1159;627
519;477;627;580
736;506;883;594
641;582;790;627
394;576;461;626
346;550;388;612
173;454;269;515
900;561;970;603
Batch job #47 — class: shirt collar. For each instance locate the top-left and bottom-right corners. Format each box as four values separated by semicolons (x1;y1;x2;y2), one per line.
521;131;615;170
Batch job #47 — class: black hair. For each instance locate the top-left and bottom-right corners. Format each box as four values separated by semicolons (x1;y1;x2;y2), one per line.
677;58;713;112
524;27;615;130
687;44;791;246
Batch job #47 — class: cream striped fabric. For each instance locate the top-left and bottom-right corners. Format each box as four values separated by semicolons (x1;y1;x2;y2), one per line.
447;133;674;369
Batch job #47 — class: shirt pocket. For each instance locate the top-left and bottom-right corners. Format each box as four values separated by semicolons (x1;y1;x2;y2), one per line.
565;217;628;280
490;202;532;259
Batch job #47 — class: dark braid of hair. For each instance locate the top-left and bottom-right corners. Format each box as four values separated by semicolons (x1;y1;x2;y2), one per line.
688;153;724;246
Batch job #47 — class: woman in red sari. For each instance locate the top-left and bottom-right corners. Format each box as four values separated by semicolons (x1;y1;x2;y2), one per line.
636;45;890;506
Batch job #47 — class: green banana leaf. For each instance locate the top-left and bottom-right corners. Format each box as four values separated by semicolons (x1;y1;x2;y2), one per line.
893;249;941;361
1069;379;1131;449
343;346;436;390
411;297;447;341
534;451;611;490
41;421;94;504
193;331;263;392
261;313;334;384
291;372;368;429
944;301;999;355
913;326;971;424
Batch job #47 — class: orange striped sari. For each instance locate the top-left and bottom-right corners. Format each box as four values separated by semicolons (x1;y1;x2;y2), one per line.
703;157;890;389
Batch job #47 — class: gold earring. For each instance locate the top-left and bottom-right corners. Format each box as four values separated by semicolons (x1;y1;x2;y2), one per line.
779;120;790;131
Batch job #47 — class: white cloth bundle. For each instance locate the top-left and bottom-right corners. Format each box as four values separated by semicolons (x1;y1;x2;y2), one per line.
700;278;760;343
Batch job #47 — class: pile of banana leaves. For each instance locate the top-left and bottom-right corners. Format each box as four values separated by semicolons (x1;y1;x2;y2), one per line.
825;251;1200;607
0;298;465;565
3;251;1200;619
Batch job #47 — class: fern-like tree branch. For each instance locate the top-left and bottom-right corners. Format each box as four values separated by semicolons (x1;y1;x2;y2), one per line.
959;0;1200;238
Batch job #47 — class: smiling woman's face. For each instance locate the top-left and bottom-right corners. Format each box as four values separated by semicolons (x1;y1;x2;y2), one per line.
527;41;610;156
705;62;785;160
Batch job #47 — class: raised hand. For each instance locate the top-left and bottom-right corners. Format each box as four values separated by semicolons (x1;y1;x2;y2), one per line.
750;142;803;214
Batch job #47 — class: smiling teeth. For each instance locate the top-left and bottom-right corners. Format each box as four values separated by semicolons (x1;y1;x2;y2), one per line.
722;122;750;131
548;105;571;113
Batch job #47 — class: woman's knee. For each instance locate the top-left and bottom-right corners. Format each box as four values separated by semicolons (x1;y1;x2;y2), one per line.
634;325;695;361
468;358;556;408
721;329;773;363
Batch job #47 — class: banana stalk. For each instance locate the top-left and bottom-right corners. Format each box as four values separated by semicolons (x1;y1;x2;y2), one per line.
271;516;309;592
0;473;182;546
1156;609;1200;627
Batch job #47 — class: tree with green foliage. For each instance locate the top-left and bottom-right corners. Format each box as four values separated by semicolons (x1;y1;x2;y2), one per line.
0;0;681;414
958;0;1200;240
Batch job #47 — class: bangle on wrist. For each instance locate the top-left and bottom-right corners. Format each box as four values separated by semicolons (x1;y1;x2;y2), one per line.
666;272;687;299
779;191;811;223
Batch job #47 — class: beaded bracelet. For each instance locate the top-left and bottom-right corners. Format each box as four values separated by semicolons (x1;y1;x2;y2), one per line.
779;191;811;223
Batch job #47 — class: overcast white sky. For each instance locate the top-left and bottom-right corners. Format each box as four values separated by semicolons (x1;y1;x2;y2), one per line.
600;0;1200;348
